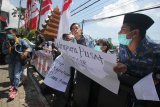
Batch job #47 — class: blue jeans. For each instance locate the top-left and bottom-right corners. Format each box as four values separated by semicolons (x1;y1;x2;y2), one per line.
8;61;23;90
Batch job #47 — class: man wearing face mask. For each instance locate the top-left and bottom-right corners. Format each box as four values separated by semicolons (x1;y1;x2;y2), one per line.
114;13;160;106
2;28;32;100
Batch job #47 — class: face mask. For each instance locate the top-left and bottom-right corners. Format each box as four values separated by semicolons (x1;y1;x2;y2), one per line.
118;34;132;46
94;45;102;52
7;34;14;39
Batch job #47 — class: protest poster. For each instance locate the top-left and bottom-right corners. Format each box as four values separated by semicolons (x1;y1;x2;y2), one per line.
44;55;71;92
54;39;120;94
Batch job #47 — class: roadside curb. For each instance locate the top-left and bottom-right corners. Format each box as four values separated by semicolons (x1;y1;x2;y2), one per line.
28;66;51;107
28;66;55;107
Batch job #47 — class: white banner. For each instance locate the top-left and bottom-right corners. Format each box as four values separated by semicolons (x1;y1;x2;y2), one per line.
31;50;53;77
44;55;71;92
52;39;120;94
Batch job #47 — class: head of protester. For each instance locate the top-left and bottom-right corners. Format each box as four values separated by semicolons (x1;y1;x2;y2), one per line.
114;13;160;86
70;23;95;48
70;23;82;40
118;13;154;46
62;33;74;41
95;39;111;53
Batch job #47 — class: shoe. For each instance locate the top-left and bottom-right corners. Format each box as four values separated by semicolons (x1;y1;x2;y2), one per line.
8;89;17;99
9;86;14;92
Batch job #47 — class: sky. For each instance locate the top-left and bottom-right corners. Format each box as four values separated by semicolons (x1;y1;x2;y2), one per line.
1;0;160;45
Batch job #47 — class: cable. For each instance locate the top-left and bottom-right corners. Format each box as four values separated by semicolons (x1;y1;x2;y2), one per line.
71;0;113;23
71;0;101;16
82;5;160;23
71;0;113;17
79;0;141;20
71;0;140;22
71;0;91;13
95;0;141;17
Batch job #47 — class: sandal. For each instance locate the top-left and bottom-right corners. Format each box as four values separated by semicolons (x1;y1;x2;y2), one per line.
9;86;14;92
8;89;17;99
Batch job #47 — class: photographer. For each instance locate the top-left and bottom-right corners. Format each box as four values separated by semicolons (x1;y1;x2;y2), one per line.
2;28;32;99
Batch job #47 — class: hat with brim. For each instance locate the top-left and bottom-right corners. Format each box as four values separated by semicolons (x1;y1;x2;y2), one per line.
123;13;154;30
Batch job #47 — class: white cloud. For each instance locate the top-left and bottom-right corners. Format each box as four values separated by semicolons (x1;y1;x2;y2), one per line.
1;0;19;28
87;0;160;44
93;0;139;28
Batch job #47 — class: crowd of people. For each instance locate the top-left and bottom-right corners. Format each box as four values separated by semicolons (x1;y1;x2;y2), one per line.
0;12;160;107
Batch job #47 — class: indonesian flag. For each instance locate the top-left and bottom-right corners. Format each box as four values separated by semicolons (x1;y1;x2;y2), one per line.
24;9;29;29
39;0;53;30
30;0;39;30
25;0;39;30
57;0;72;39
24;0;30;29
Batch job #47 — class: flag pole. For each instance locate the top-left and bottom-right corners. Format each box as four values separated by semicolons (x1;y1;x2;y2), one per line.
18;0;22;33
28;0;31;31
37;0;43;31
36;0;43;42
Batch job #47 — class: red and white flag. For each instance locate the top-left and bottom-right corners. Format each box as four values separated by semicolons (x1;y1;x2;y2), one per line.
24;9;29;29
39;0;53;30
24;0;31;29
25;0;39;30
57;0;72;39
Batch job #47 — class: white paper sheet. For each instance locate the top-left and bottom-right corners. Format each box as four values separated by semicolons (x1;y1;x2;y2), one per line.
44;55;71;92
133;73;160;101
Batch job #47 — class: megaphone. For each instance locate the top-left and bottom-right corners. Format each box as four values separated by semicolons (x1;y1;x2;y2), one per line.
14;44;23;54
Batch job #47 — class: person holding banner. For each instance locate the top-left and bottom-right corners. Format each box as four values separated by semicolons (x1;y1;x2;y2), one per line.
114;13;160;106
70;23;100;107
2;28;32;99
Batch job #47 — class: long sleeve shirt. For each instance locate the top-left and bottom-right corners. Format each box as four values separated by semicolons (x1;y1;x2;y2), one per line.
119;37;160;78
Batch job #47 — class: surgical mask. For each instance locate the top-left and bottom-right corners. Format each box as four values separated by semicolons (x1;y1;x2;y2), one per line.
7;34;14;39
118;34;132;46
94;45;102;52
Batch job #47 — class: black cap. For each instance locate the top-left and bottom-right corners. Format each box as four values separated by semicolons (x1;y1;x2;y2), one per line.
123;13;154;30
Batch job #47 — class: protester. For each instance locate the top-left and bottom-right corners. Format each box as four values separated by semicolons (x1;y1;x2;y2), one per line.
70;23;95;48
113;13;160;106
62;33;74;41
69;23;99;107
2;28;32;99
34;30;46;51
95;39;111;53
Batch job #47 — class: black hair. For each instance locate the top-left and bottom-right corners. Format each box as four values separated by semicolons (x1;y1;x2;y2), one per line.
62;33;70;40
5;28;13;31
127;23;146;39
70;23;81;31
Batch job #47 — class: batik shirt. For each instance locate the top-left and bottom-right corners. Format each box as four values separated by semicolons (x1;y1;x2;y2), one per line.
119;37;160;78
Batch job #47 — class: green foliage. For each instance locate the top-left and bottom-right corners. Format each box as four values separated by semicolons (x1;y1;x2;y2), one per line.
12;7;26;20
18;27;37;42
26;30;37;42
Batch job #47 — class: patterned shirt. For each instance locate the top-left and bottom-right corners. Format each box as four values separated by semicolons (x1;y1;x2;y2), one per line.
119;37;160;78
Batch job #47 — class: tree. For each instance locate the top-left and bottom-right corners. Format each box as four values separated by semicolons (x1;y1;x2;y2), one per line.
12;7;26;20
